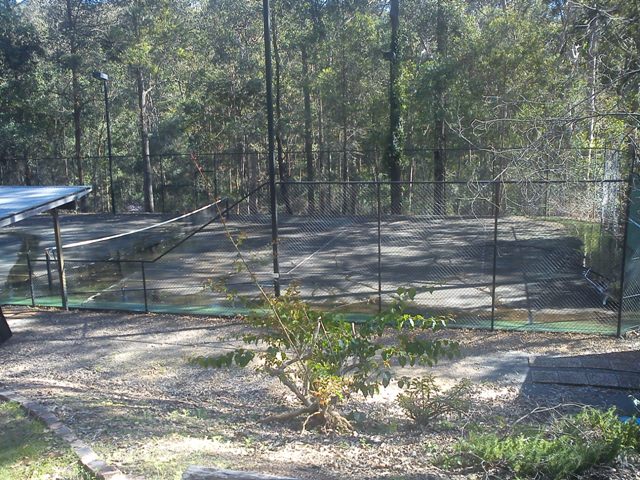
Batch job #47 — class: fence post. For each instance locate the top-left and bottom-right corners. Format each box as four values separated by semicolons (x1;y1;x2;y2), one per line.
26;253;35;307
490;180;501;331
141;261;149;313
616;142;636;337
377;181;382;312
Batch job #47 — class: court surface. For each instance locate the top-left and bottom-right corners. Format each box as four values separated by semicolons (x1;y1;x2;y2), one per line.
0;211;623;334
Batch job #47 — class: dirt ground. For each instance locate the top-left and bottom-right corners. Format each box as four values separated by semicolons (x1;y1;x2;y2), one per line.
1;307;639;480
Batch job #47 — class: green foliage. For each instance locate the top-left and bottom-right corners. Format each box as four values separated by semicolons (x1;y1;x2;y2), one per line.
445;407;640;479
397;374;474;425
191;285;459;429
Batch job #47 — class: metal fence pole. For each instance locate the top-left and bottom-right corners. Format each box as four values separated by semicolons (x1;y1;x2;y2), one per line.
616;142;636;337
26;253;35;307
263;0;280;297
141;261;149;313
490;180;501;330
377;181;382;312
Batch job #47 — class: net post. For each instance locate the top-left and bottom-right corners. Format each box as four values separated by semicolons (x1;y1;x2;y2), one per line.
490;180;500;331
377;181;382;313
26;252;35;307
616;141;636;337
141;261;149;313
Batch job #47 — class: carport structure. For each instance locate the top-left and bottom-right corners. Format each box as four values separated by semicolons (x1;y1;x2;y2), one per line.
0;185;91;343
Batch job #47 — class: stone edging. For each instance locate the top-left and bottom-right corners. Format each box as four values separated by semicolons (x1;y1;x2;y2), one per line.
0;389;130;480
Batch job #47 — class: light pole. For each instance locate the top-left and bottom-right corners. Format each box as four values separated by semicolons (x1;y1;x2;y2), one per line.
262;0;280;296
92;70;116;214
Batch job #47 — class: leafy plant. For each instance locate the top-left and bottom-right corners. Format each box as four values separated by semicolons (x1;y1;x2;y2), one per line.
397;374;474;425
191;285;459;431
445;407;640;479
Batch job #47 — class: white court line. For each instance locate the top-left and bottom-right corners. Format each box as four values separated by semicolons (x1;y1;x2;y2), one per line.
83;265;140;304
285;230;347;275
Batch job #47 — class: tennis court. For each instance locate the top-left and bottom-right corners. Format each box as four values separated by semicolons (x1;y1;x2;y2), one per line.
0;179;629;334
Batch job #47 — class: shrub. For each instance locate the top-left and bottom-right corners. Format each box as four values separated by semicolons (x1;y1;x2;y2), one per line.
445;407;640;479
191;285;459;431
397;375;474;425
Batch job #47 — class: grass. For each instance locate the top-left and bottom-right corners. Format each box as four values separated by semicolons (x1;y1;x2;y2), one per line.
0;401;93;480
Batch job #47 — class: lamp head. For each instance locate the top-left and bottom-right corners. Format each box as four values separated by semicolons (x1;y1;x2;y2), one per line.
92;71;109;81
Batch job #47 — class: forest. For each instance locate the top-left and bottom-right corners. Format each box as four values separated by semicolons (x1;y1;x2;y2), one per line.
0;0;638;213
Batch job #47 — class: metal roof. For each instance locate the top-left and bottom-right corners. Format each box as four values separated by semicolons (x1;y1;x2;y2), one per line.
0;186;92;228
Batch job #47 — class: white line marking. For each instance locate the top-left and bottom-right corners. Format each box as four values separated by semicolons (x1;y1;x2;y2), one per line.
286;231;346;275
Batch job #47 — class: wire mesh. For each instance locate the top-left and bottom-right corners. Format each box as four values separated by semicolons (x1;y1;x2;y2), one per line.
495;181;623;333
379;182;496;328
621;174;640;333
0;175;634;334
277;182;380;312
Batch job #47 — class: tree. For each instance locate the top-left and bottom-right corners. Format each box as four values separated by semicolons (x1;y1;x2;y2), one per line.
0;1;45;183
44;0;104;209
386;0;403;214
192;286;458;431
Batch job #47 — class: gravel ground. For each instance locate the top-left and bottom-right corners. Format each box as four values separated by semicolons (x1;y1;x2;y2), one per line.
1;307;639;480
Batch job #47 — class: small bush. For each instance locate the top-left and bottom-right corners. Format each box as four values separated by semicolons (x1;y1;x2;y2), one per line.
397;375;474;425
191;285;459;431
445;407;640;479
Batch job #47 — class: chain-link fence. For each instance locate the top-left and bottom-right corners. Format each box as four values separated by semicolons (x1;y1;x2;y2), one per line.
1;172;638;335
2;147;619;214
270;179;629;334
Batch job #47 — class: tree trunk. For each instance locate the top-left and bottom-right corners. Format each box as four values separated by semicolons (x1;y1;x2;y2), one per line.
24;152;32;186
586;6;599;178
66;0;87;211
340;36;350;215
387;0;402;215
271;2;292;214
302;45;315;214
136;68;154;213
433;0;447;216
317;91;327;212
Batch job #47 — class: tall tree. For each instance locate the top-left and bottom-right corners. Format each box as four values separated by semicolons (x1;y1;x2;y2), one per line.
386;0;403;214
433;0;446;215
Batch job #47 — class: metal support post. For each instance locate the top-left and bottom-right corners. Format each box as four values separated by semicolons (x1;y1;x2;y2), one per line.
141;261;149;313
377;182;383;312
52;209;68;310
26;253;35;307
263;0;280;296
616;142;636;337
490;180;500;330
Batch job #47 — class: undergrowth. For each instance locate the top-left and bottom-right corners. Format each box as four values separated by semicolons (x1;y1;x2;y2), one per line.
444;407;640;479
